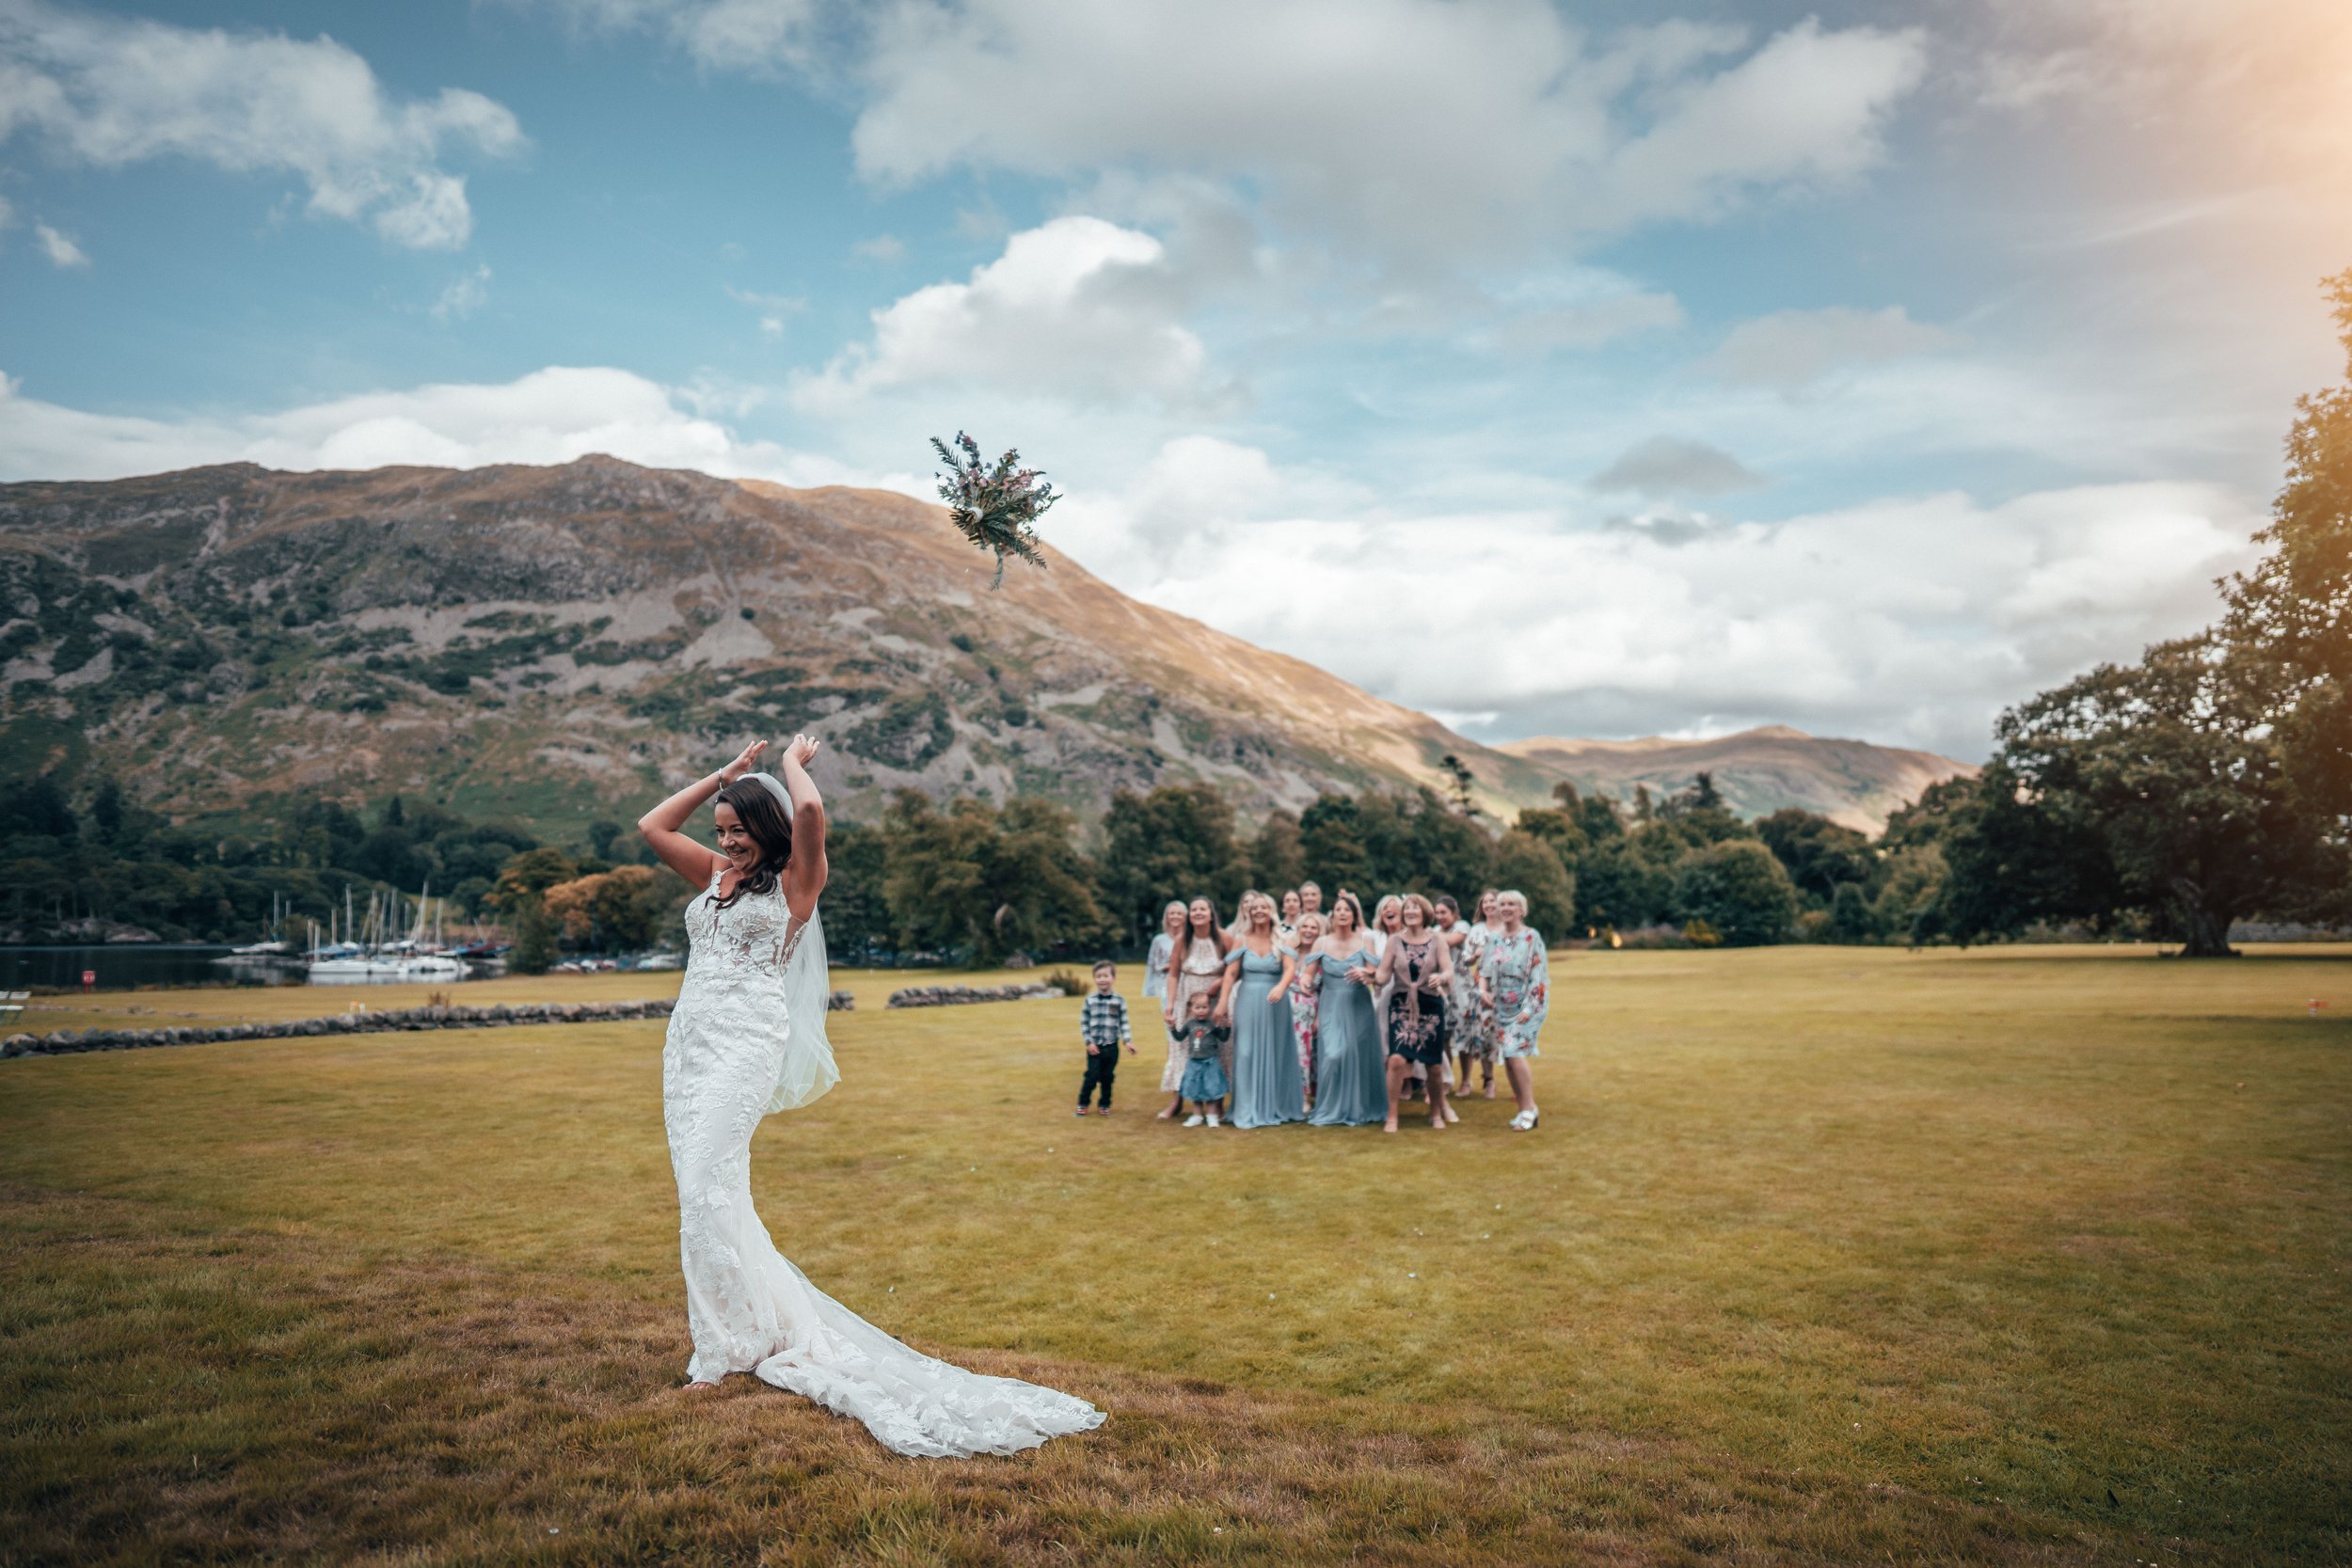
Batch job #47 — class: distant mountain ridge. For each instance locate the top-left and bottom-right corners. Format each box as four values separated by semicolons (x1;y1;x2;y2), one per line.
0;456;1967;836
1500;726;1974;832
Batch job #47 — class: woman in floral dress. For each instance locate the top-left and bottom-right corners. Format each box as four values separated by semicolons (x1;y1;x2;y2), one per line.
1159;896;1232;1119
1478;890;1549;1131
1286;911;1324;1100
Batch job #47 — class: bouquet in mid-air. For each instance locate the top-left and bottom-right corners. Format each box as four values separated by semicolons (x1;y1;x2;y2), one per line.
930;432;1060;590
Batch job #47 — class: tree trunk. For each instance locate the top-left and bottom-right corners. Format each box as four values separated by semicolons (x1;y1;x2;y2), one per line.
2172;884;2239;958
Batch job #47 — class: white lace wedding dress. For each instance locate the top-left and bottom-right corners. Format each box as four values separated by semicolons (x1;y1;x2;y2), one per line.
664;864;1104;1456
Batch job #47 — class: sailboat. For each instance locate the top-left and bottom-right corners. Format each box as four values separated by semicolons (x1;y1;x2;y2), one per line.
217;892;300;965
307;888;407;985
306;884;469;985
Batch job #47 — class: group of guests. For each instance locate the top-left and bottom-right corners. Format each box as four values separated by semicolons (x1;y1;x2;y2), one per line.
1080;882;1550;1134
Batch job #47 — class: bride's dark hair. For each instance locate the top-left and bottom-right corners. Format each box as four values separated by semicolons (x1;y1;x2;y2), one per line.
713;779;793;908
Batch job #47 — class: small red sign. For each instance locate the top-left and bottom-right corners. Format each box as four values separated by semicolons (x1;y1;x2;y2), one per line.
81;969;97;990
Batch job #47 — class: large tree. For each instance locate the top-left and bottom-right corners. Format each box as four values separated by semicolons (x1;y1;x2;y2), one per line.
1673;840;1798;946
1994;636;2328;956
2224;267;2352;845
882;791;1106;962
1097;784;1249;943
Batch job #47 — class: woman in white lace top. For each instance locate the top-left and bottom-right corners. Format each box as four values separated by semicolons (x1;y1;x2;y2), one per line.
637;735;1104;1456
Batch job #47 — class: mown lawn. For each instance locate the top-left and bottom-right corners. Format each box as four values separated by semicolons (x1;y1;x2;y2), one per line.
2;945;2346;1566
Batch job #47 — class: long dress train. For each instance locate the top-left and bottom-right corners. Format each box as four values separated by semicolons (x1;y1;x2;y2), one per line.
665;865;1104;1456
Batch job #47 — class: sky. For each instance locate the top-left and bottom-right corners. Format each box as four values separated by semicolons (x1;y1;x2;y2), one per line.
3;0;2350;761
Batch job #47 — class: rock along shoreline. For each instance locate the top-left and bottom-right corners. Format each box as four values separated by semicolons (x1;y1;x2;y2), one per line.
2;991;856;1060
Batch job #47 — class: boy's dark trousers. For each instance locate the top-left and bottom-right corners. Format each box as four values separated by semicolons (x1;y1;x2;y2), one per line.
1078;1048;1119;1109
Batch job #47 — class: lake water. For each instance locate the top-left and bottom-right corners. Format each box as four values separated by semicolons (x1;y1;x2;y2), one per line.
0;945;306;992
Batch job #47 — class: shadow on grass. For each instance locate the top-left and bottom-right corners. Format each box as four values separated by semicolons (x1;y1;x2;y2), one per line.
2;1184;2148;1568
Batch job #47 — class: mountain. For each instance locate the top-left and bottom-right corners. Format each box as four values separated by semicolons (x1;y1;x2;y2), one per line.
1498;726;1975;833
0;456;1965;837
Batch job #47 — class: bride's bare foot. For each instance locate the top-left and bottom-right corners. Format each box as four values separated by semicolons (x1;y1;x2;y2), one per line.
684;1379;719;1392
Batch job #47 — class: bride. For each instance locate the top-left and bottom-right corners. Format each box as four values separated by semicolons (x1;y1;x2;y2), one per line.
636;734;1104;1456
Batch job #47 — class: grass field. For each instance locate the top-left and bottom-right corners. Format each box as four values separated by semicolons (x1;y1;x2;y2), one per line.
3;945;2347;1566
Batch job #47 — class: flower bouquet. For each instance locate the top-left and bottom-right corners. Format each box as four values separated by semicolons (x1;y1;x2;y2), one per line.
930;432;1060;590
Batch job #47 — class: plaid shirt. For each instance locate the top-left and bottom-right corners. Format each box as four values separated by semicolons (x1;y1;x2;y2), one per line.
1080;991;1131;1050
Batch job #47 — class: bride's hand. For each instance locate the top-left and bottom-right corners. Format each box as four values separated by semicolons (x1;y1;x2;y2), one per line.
717;739;766;784
782;733;820;768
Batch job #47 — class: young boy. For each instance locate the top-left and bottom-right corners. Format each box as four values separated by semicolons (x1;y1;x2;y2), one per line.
1076;959;1134;1116
1173;989;1232;1128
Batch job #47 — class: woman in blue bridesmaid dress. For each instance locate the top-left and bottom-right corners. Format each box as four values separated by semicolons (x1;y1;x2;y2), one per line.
1306;892;1387;1127
1218;892;1303;1128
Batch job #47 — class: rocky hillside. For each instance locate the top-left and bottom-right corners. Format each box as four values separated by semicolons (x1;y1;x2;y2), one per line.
1500;726;1975;833
0;456;1967;837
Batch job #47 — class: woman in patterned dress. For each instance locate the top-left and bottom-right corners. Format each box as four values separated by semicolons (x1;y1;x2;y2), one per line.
1158;895;1232;1119
1454;889;1502;1098
1287;911;1325;1101
1375;894;1454;1132
1479;889;1550;1131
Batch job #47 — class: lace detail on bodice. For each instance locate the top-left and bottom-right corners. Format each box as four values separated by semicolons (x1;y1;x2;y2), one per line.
683;866;807;982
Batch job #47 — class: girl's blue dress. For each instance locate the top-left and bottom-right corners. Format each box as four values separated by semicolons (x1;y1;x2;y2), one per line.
1225;943;1304;1128
1179;1051;1230;1103
1308;949;1386;1126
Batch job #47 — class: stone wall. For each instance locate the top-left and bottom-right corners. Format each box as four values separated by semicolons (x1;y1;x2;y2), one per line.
2;990;855;1059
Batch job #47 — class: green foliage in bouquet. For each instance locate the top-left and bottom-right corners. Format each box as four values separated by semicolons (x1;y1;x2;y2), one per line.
930;432;1060;589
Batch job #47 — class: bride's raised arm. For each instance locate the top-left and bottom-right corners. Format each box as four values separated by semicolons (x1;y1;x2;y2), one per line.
775;733;829;920
638;738;764;886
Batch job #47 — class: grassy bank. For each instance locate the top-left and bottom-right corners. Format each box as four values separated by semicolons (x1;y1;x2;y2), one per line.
3;945;2346;1564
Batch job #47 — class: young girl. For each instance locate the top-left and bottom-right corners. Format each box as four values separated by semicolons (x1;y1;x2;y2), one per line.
1174;989;1232;1128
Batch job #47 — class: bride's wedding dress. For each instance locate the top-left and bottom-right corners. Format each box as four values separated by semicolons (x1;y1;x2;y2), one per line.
664;864;1104;1456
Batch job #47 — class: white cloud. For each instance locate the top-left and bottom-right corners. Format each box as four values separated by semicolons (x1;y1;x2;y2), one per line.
1711;306;1956;390
0;365;869;487
1059;438;2260;759
844;2;1924;265
533;0;1925;268
793;215;1231;411
850;232;904;264
0;0;525;249
431;264;490;321
1970;0;2352;186
33;220;87;268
